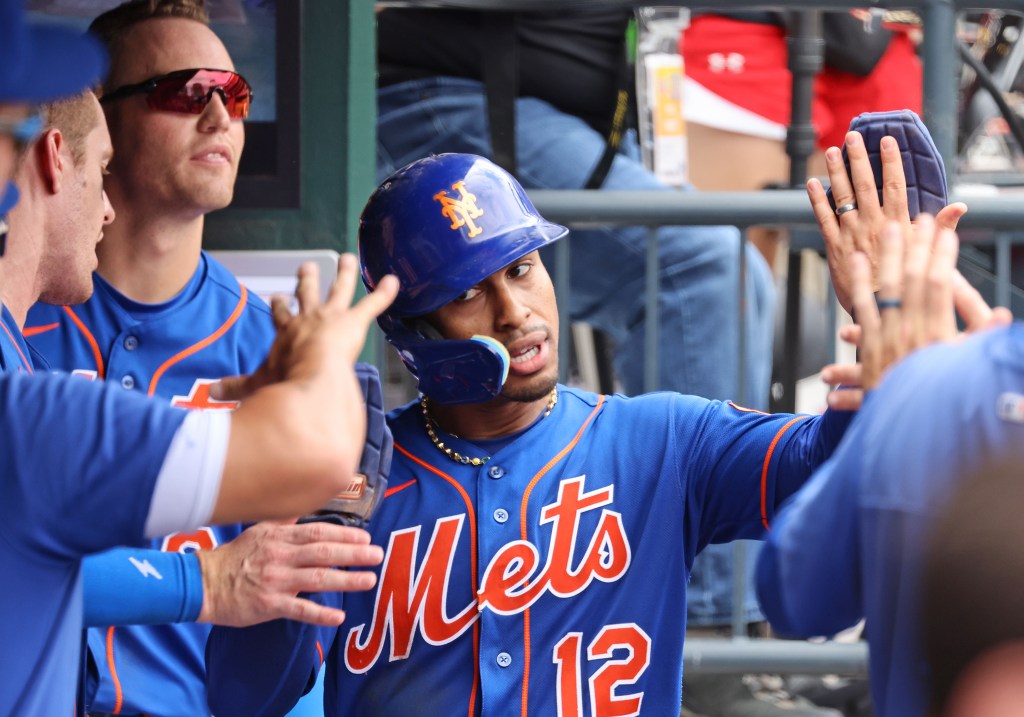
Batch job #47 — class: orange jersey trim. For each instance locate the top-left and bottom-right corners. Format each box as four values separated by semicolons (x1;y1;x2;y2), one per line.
383;478;417;498
148;285;248;397
520;395;606;717
760;415;810;530
21;322;58;338
727;401;771;416
393;441;481;717
105;626;124;714
63;306;105;378
316;640;325;668
0;318;33;374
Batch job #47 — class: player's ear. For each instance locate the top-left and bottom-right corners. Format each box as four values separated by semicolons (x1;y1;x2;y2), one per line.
36;128;66;195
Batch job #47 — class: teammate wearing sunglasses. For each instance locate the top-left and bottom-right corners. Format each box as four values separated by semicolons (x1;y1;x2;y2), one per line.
23;2;381;716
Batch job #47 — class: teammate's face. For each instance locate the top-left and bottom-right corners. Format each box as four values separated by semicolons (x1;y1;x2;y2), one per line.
40;98;115;305
426;251;560;403
102;18;244;217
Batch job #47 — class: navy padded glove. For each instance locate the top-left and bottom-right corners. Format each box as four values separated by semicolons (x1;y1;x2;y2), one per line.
826;109;948;218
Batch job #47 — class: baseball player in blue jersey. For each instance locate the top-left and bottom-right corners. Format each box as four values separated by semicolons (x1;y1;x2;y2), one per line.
0;6;399;710
202;152;876;716
754;132;1016;717
21;2;388;716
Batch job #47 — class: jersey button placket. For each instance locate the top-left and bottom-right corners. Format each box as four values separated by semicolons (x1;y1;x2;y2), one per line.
493;508;508;524
487;465;505;480
496;652;512;668
123;335;139;351
120;374;136;390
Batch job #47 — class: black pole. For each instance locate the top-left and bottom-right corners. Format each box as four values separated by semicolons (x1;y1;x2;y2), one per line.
776;10;824;414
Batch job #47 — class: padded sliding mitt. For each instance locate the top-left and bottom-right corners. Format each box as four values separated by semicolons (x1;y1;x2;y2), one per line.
826;109;948;218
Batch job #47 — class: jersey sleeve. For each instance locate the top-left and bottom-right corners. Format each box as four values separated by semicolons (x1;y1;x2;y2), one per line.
0;372;187;561
206;592;342;717
82;548;204;626
679;395;854;552
754;410;867;637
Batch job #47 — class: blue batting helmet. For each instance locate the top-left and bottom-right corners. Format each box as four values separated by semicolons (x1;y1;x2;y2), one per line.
359;153;568;405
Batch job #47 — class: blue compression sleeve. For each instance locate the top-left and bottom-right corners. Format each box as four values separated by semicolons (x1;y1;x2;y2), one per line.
83;547;204;626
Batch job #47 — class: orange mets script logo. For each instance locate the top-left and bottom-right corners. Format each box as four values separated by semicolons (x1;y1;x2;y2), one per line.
433;180;484;237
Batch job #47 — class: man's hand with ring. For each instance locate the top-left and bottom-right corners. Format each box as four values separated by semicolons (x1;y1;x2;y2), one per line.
808;130;968;314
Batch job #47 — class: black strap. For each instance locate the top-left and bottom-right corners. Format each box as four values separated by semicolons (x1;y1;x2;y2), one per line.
584;43;631;190
481;12;632;189
482;12;519;174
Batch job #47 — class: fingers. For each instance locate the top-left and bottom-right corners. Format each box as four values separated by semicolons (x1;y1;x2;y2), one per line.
827;387;865;412
327;253;359;310
350;274;400;325
846;131;883;217
824;142;855;209
876;222;905;368
935;202;968;231
295;261;322;312
953;270;1013;332
901;215;932;350
851;252;883;390
271;295;292;330
821;362;862;388
277;598;348;627
838;323;863;348
924;227;959;342
878;136;910;224
809;177;853;313
209;375;250;402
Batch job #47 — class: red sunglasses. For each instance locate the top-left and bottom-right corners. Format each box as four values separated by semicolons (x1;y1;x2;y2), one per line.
100;68;253;119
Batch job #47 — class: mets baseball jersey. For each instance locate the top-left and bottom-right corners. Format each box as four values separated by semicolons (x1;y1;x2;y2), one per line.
26;251;275;717
0;303;37;374
207;386;851;716
756;322;1024;717
0;362;188;715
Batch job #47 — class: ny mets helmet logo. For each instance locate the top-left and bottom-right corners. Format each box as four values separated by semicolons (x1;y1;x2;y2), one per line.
433;180;484;237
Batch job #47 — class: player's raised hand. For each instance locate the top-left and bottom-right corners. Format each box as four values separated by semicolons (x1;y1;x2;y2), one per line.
809;130;968;314
821;217;1012;411
196;520;383;628
212;254;399;401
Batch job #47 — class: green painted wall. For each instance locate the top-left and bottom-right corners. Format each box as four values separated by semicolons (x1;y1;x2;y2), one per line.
205;0;376;254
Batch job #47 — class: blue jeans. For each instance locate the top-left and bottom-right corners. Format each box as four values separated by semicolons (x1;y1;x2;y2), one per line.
377;78;774;625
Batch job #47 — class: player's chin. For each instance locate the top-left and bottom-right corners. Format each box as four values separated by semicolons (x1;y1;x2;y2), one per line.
501;370;558;404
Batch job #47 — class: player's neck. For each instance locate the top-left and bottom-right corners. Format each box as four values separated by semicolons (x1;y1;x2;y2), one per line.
427;392;553;441
0;204;44;329
96;210;203;304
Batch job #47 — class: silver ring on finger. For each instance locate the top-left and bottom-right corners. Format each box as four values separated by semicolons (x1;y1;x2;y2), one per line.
835;202;858;216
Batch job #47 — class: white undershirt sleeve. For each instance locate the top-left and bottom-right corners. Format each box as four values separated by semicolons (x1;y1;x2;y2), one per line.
144;409;231;538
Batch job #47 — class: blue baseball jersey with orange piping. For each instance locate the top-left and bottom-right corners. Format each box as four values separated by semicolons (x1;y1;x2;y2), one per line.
0;364;187;715
26;251;275;717
756;323;1024;717
0;303;38;374
206;386;852;717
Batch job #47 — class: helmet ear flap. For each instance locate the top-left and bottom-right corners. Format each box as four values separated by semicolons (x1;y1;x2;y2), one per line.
381;315;510;405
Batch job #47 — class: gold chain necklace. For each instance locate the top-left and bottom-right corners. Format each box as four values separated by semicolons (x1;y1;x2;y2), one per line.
421;388;558;466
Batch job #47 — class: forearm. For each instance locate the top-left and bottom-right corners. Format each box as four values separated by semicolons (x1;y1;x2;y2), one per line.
771;407;856;510
83;548;203;626
214;379;364;524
